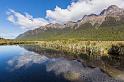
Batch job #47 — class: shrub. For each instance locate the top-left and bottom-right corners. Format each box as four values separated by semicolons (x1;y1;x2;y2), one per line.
108;44;124;56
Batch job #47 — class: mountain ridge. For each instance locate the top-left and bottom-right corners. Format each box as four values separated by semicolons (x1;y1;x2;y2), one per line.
16;5;124;40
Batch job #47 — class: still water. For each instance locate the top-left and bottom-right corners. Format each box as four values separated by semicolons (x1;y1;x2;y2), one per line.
0;45;123;82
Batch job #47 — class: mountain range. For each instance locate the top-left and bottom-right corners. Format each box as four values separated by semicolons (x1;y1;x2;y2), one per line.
16;5;124;41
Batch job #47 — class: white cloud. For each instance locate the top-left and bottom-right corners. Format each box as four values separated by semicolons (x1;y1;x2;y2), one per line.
46;0;124;24
7;9;49;29
7;0;124;29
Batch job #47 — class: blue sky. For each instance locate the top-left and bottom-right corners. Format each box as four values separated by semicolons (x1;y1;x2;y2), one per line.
0;0;123;39
0;0;71;39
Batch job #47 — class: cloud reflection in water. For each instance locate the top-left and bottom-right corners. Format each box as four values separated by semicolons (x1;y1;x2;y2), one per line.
7;51;49;71
6;50;123;82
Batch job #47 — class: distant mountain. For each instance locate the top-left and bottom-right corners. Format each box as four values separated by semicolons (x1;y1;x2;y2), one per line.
0;37;4;40
16;5;124;40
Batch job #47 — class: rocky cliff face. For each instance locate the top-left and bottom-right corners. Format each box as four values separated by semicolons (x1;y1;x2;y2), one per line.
16;5;124;40
100;5;124;16
77;5;124;28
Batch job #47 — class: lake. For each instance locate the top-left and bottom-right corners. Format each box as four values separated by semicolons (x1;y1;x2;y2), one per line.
0;45;124;82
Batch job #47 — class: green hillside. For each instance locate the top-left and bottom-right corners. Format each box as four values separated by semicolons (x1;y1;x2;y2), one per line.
16;23;124;41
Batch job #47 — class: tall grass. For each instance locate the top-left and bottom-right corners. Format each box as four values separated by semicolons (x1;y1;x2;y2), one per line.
37;40;124;56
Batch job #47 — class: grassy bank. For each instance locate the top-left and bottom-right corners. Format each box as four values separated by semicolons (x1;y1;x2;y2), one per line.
0;40;37;45
36;40;124;56
1;39;124;57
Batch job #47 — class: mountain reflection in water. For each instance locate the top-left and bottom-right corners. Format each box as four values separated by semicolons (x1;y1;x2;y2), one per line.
21;45;124;81
7;52;122;82
0;45;123;82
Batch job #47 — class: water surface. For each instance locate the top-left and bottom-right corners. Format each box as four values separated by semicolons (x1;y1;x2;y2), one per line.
0;45;69;82
0;45;123;82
